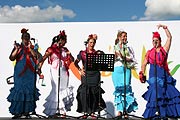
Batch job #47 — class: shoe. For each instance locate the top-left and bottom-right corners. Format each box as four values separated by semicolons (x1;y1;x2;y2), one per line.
48;114;58;118
20;113;31;119
60;113;66;119
48;115;53;118
124;113;128;119
117;111;122;119
25;114;32;119
91;115;97;119
79;114;88;119
12;114;22;119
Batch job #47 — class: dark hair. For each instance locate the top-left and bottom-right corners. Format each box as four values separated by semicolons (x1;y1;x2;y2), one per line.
51;30;67;45
51;36;58;45
21;28;30;40
84;34;97;45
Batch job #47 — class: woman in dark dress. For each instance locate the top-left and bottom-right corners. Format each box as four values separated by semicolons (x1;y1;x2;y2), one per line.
74;34;106;118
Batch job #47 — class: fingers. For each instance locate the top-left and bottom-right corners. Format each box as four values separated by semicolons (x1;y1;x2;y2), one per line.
157;24;162;29
157;24;167;29
14;41;20;49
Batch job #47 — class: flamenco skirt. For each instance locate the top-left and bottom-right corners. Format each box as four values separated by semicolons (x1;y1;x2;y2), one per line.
76;71;106;114
112;66;138;113
43;86;74;116
76;84;106;114
43;67;74;116
142;64;180;118
7;62;40;115
7;83;40;115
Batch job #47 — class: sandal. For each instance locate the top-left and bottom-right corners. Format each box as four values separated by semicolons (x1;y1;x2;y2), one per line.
117;111;122;118
91;115;97;119
91;113;97;119
79;114;88;119
48;114;58;118
124;113;128;119
12;114;22;119
60;113;66;119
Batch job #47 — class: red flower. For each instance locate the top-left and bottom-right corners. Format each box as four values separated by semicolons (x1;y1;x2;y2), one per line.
88;34;93;39
60;30;66;37
153;32;160;38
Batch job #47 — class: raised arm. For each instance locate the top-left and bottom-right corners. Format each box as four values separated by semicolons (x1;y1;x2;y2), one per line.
157;24;172;53
9;41;21;61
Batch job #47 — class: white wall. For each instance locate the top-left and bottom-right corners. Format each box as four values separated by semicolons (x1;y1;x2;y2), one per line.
0;21;180;118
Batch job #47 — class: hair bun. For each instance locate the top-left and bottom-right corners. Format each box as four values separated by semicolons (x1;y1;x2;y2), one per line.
21;28;28;34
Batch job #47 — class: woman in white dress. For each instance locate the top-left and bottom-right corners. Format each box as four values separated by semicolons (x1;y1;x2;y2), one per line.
38;30;74;118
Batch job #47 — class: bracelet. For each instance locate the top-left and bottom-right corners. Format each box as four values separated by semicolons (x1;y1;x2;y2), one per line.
163;26;168;29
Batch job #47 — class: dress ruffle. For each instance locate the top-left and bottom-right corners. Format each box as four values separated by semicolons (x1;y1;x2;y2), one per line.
113;86;138;113
112;66;138;113
7;87;40;115
43;86;74;116
76;84;106;114
142;64;180;118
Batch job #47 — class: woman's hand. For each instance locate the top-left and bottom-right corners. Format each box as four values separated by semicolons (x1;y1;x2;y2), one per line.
139;71;146;83
157;24;167;29
14;41;20;50
79;68;85;76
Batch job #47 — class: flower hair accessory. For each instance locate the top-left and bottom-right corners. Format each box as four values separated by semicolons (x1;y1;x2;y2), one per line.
93;34;97;40
21;28;28;34
152;32;160;39
88;34;97;40
84;34;97;45
59;30;67;40
88;34;94;39
60;30;66;36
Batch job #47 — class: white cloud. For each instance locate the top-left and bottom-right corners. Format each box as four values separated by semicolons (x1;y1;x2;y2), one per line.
0;5;76;23
131;15;138;20
140;0;180;20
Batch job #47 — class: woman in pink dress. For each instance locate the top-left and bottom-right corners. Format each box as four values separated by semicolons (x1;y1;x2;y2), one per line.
139;24;180;119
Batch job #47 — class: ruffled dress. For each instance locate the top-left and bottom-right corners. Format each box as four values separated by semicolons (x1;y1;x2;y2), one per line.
112;43;138;113
43;45;74;116
142;47;180;118
76;50;106;114
7;45;40;115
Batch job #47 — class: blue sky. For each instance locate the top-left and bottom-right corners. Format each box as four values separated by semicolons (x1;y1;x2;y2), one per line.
0;0;180;23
